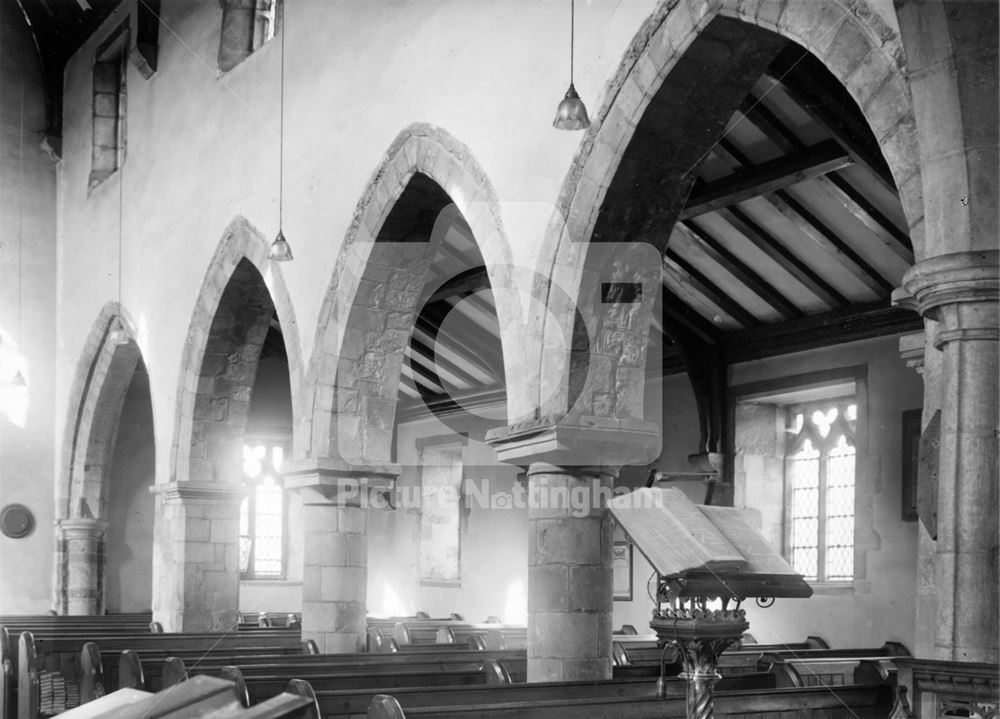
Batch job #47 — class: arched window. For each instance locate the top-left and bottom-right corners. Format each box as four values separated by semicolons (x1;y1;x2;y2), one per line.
785;400;857;582
240;440;287;579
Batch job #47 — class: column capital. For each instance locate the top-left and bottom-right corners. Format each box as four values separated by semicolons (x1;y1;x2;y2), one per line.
486;415;660;470
283;456;398;505
901;251;999;348
58;517;109;539
150;481;247;505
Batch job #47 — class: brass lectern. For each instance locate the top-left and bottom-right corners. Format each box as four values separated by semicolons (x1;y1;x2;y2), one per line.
609;487;813;719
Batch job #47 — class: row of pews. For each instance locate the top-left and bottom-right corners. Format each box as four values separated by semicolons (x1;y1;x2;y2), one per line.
5;610;988;719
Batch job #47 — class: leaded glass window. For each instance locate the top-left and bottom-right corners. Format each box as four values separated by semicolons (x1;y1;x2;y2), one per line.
240;441;287;579
785;399;856;582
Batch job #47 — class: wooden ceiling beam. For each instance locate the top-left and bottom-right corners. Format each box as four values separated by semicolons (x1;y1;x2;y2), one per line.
664;252;761;329
759;66;897;194
715;206;849;308
741;89;914;264
822;173;914;264
768;189;895;296
680;139;852;220
723;301;923;362
676;221;803;320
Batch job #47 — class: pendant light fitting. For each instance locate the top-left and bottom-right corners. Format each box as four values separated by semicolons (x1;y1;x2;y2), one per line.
553;0;590;131
269;8;293;261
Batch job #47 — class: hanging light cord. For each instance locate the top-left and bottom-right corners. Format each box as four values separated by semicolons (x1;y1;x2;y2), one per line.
17;88;24;348
569;0;575;85
278;8;285;229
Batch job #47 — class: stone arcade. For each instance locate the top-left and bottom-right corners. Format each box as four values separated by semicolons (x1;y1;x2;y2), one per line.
0;0;996;714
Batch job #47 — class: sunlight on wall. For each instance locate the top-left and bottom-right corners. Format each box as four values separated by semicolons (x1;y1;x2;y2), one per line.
0;328;28;427
373;582;410;618
504;579;526;625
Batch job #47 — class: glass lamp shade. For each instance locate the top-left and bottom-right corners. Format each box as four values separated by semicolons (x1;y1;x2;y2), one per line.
268;228;294;261
553;83;591;130
12;370;26;387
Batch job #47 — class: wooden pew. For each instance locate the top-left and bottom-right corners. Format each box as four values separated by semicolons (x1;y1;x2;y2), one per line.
15;629;310;719
210;660;514;706
311;669;780;717
118;648;529;695
367;681;892;719
434;626;526;651
760;653;902;688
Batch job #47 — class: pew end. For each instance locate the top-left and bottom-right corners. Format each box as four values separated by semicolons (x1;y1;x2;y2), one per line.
149;621;164;633
435;627;455;644
162;656;189;689
302;640;319;655
482;660;511;685
118;650;146;690
368;694;407;719
220;666;251;708
79;642;106;702
17;630;40;719
806;636;829;649
466;635;485;651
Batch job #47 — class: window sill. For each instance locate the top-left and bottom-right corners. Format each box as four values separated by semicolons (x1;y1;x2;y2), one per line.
808;582;856;595
239;579;301;586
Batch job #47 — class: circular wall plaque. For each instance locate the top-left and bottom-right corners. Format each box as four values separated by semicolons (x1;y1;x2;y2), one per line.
1;504;35;539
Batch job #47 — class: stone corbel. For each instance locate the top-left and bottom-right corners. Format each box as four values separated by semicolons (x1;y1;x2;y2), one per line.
485;414;661;471
282;457;399;507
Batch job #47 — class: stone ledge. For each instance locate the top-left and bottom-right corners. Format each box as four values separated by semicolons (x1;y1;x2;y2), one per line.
486;416;660;469
150;481;247;504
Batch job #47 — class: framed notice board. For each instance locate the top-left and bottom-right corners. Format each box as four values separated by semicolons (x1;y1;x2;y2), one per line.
613;542;633;601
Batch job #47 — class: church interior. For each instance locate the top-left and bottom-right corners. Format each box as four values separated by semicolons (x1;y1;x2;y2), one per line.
0;0;997;717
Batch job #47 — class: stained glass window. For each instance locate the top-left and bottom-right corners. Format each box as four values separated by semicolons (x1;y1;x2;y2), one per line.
239;441;287;579
785;400;857;582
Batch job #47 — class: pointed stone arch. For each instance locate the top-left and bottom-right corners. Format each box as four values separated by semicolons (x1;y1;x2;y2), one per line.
56;302;147;613
529;0;923;422
168;215;303;485
303;123;518;462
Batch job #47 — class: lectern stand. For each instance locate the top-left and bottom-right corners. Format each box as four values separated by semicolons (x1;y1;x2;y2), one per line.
609;488;812;719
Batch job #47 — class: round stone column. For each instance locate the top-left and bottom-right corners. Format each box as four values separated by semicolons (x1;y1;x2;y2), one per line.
285;460;397;654
59;518;109;615
527;463;615;681
903;250;999;663
487;418;659;682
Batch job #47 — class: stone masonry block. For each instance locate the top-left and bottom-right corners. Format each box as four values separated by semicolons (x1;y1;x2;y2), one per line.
210;518;238;544
527;564;570;613
530;612;599;659
568;565;613;612
533;518;603;566
320;566;366;600
186;518;211;543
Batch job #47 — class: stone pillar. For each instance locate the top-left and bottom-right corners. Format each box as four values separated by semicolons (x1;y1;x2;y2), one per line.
284;459;397;654
59;518;108;615
488;418;659;682
526;463;615;681
150;482;246;632
902;250;999;663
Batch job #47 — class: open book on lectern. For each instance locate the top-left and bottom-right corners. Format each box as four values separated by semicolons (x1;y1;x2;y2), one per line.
608;487;812;598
